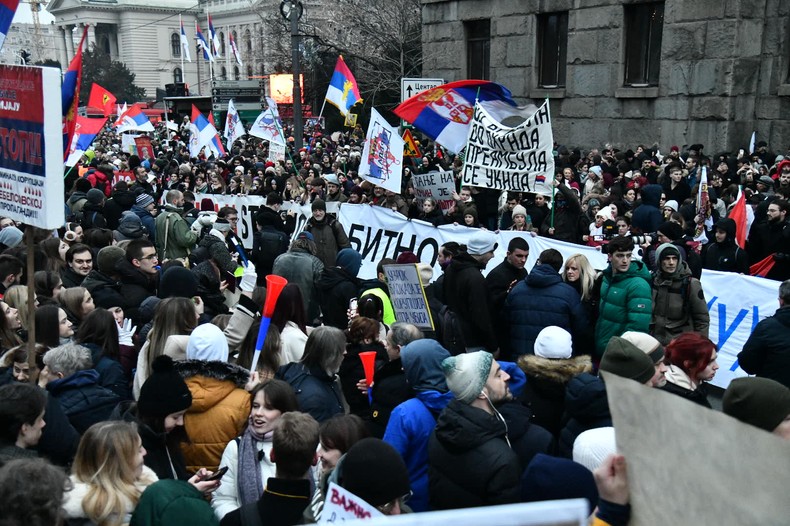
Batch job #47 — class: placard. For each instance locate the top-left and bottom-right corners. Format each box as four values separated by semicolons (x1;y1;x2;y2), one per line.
383;264;434;329
319;482;383;523
411;169;456;215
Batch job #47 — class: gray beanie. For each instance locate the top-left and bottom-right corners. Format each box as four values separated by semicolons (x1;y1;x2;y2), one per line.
600;336;655;384
442;351;493;404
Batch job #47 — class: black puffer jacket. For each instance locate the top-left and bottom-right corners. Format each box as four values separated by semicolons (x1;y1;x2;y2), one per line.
428;399;521;510
116;259;158;324
367;357;412;438
199;233;236;274
46;369;121;434
315;266;359;330
443;252;497;352
702;218;749;274
275;362;345;423
738;306;790;388
81;270;130;311
104;189;137;230
557;373;611;458
338;341;388;419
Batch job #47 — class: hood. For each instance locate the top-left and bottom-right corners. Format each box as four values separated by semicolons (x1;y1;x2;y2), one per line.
526;264;563;288
434;399;508;453
47;369;100;391
415;389;454;413
112;189;137;207
664;364;695;390
67;191;86;205
564;373;610;421
714;217;737;244
518;355;593;384
316;266;358;291
81;270;117;290
449;251;485;271
654;243;686;280
174;359;249;412
118;211;145;238
401;339;451;392
640;184;663;207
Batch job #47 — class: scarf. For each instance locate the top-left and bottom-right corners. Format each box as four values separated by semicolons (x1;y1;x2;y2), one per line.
237;421;273;506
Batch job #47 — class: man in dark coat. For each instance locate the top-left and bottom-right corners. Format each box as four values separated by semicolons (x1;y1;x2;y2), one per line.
702;217;749;274
103;181;136;230
429;351;521;510
505;249;588;357
81;246;130;314
315;248;361;330
117;239;159;325
304;199;350;268
747;199;790;281
738;279;790;388
631;184;664;235
539;180;583;244
251;193;292;278
486;236;529;317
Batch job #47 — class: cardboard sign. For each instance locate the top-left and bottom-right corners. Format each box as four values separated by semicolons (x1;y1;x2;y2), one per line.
462;100;554;194
0;65;63;228
134;136;154;160
344;113;358;128
411;169;456;215
383;264;434;330
319;482;383;523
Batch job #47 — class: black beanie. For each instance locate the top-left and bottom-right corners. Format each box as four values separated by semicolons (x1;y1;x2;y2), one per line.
158;266;199;299
600;336;655;385
339;438;410;507
311;199;327;212
658;221;683;241
723;377;790;432
138;355;192;418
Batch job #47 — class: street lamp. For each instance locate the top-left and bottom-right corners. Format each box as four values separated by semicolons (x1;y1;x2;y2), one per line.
280;0;303;152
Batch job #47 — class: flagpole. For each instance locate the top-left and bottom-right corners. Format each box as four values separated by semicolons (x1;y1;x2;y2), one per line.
179;14;185;79
318;98;327;120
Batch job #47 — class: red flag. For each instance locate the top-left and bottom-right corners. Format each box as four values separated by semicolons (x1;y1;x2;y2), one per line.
88;83;117;117
750;254;775;277
729;188;753;249
62;25;88;161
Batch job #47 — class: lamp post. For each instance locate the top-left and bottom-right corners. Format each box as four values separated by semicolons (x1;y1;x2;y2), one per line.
280;0;303;152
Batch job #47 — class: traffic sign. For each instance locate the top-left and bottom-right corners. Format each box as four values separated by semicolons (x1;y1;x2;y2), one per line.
400;77;444;103
402;129;422;158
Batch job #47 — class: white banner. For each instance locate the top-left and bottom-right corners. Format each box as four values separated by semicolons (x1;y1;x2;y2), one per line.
359;108;403;194
461;100;554;194
319;482;383;523
411;170;456;215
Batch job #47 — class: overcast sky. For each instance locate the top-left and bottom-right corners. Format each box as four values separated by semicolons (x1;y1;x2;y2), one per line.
13;4;56;25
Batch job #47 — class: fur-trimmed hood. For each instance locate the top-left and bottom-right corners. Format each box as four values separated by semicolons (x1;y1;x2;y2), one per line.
518;354;593;384
174;359;250;413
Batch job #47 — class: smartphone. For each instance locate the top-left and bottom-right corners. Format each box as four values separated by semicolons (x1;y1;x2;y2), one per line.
203;466;228;481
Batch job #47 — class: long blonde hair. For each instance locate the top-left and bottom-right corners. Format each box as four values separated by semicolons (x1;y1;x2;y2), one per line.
145;297;197;371
72;421;148;526
563;253;596;301
3;285;31;329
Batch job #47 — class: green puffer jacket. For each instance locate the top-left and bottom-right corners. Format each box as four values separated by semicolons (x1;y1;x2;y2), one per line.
594;260;652;358
131;479;218;526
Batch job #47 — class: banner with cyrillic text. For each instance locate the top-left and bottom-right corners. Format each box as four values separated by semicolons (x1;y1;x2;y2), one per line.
461;100;554;194
383;264;434;329
411;169;456;215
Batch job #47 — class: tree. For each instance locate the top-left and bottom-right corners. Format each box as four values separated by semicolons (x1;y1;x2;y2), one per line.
79;48;146;105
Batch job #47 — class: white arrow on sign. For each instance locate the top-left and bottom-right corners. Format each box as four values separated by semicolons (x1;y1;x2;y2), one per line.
401;77;445;103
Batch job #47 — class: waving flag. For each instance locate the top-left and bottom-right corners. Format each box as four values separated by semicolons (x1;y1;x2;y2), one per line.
62;25;88;160
694;167;712;244
325;56;362;117
115;104;154;133
189;104;220;158
196;22;213;62
116;102;127;118
359;108;404;194
206;111;226;158
228;31;242;66
224;99;245;151
249;108;284;145
208;14;221;57
730;187;754;250
87;83;117;117
395;80;533;154
0;0;19;51
69;116;106;155
179;15;191;62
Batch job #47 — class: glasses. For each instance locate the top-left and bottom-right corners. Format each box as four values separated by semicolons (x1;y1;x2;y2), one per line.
376;491;412;515
140;253;159;261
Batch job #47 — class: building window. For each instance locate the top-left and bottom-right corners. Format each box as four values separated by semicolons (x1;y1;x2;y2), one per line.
537;12;568;88
171;33;181;57
624;2;664;86
244;29;251;53
246;65;253;79
260;64;265;76
219;32;226;56
221;66;227;80
173;67;183;83
465;19;490;80
234;66;240;80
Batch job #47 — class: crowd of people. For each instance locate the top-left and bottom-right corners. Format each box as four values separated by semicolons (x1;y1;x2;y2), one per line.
0;121;789;526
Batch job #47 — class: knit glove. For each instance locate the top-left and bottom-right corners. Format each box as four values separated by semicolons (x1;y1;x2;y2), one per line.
118;318;137;347
239;263;258;293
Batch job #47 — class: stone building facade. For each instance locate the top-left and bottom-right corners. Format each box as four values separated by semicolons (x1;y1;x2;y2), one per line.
421;0;790;153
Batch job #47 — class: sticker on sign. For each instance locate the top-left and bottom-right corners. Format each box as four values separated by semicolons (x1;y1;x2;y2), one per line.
401;78;444;103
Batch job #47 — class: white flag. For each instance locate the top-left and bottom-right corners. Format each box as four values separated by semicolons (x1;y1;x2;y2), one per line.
249;108;285;145
224;99;246;151
359;108;404;194
180;16;192;62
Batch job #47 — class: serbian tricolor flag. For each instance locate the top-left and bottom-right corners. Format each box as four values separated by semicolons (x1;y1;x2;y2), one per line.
87;83;117;117
229;31;242;66
188;104;220;158
206;110;226;158
395;80;532;154
69;116;106;154
0;0;20;51
324;56;362;117
115;104;154;133
196;22;214;62
208;13;221;57
62;25;88;160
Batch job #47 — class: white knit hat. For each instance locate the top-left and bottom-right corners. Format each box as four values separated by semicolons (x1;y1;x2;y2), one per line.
186;324;229;362
620;331;664;364
442;351;493;404
573;426;616;473
512;204;528;219
533;326;573;359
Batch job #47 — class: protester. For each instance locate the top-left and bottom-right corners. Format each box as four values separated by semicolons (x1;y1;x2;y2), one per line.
660;333;719;408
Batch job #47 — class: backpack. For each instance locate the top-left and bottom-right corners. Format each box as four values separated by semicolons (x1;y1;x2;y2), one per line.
438;304;466;356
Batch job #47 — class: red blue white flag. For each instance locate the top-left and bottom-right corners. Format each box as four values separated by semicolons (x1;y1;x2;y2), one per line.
325;56;362;117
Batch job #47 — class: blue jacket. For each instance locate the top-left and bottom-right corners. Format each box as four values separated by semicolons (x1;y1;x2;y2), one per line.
46;369;121;434
631;184;664;235
83;342;132;401
505;264;588;356
131;204;157;244
275;362;344;423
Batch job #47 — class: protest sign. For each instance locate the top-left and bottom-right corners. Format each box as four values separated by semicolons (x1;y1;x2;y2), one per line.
0;65;63;228
319;482;383;523
383;264;434;329
604;372;790;525
359;108;403;194
121;133;138;155
134;136;153;160
410;170;456;214
268;140;286;162
461;100;554;194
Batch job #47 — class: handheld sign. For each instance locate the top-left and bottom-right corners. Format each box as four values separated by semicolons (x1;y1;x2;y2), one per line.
319;482;383;523
383;264;434;330
411;170;455;215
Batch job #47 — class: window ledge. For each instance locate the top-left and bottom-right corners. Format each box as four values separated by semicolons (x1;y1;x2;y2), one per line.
529;87;566;99
615;86;659;99
778;84;790;97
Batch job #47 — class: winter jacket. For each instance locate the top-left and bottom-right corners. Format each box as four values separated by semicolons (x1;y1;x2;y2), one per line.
443;252;498;352
594;261;652;358
132;204;157;244
368;357;412;439
155;206;199;261
419;206;445;227
428;399;521;510
63;465;158;525
338;341;388;419
275;362;345;423
0;444;37;467
358;280;396;325
83;342;132;400
80;201;108;230
505;264;588;357
702;218;749;274
46;369;122;434
252;227;289;277
279;322;307;366
82;269;130;312
485;257;528;316
518;354;593;437
650;263;709;345
631;184;664;234
132;335;190;399
315;266;360;330
219;478;311;526
538;183;583;243
131;479;219;526
104;190;137;230
304;216;350;268
272;249;324;322
738;306;790;388
496;401;554;471
199;232;236;274
212;436;275;520
557;373;611;458
191;260;230;318
174;360;252;473
67;191;88;218
117;259;158;325
60;265;87;289
659;365;712;408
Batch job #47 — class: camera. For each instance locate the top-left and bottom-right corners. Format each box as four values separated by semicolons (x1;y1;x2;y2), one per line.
632;233;656;245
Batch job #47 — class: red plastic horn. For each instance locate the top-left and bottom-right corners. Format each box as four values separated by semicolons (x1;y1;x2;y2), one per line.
262;275;288;318
359;351;377;386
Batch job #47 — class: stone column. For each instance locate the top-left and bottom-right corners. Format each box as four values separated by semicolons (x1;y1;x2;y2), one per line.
64;25;74;58
86;23;97;50
56;26;68;69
